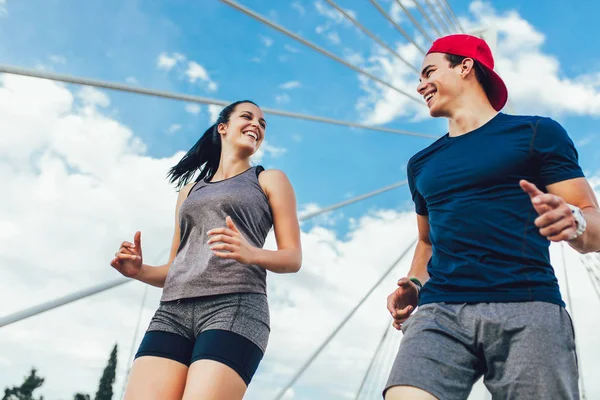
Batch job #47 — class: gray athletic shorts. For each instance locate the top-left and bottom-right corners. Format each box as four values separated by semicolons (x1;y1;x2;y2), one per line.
146;292;270;353
384;301;579;400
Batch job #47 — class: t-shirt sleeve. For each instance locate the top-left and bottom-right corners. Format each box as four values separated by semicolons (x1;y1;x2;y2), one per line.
533;117;585;187
407;159;428;216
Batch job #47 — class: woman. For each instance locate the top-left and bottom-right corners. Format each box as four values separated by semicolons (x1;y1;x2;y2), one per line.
110;100;302;400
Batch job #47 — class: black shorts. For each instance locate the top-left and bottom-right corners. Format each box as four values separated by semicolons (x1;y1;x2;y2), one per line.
135;293;269;385
135;329;263;385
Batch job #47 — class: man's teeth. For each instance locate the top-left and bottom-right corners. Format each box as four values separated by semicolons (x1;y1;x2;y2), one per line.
425;93;434;102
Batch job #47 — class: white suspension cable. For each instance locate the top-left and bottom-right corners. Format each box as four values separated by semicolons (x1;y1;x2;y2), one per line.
560;243;587;399
119;284;150;400
581;255;600;303
324;0;419;74
0;180;410;329
412;0;443;37
0;65;436;139
354;323;393;399
369;0;427;55
299;180;408;220
393;0;434;43
0;277;130;328
441;0;465;33
218;0;422;103
273;239;417;400
424;0;452;34
435;0;460;32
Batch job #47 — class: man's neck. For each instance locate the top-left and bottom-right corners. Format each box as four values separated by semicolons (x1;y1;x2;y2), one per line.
447;95;499;137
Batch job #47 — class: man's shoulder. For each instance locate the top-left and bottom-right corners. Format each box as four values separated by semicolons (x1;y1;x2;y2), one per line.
497;113;559;130
408;134;448;170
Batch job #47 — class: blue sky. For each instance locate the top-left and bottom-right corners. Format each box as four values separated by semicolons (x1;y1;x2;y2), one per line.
1;0;598;236
1;1;599;399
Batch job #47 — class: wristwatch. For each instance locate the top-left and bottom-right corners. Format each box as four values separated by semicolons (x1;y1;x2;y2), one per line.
567;204;587;240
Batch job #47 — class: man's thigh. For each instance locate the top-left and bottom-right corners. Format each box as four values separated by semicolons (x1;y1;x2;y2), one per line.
384;303;483;400
482;301;579;400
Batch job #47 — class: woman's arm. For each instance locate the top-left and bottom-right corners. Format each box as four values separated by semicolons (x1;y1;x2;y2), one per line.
207;169;302;273
113;182;194;287
254;169;302;273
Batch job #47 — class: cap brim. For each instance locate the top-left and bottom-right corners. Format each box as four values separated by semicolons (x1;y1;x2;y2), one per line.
480;64;508;111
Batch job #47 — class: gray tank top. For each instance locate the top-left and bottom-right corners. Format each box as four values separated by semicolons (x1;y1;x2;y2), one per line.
161;166;273;302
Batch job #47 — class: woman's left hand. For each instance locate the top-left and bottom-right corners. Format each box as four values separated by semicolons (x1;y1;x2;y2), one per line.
207;216;258;265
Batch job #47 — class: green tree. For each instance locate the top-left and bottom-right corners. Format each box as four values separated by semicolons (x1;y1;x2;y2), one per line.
94;344;117;400
2;368;45;400
73;394;90;400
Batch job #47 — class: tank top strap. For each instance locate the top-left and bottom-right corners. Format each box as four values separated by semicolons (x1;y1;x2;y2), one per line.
253;165;265;178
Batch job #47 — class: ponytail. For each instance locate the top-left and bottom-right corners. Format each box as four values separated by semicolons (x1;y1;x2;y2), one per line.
167;99;258;190
167;123;221;189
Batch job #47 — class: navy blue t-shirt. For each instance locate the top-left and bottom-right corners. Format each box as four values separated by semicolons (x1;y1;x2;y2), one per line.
408;113;585;307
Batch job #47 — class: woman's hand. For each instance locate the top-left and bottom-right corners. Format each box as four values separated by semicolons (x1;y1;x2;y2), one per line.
207;217;258;265
110;231;143;278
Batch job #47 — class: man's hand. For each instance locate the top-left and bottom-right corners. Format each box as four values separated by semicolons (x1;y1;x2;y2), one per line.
520;180;580;242
387;277;420;330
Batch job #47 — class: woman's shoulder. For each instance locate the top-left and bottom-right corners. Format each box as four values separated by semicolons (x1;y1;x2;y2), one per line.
257;168;292;195
257;168;289;183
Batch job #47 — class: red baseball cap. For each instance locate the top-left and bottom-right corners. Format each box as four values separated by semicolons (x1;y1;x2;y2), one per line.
427;34;508;111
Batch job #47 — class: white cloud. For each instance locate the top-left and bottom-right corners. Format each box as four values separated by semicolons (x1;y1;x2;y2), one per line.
156;53;218;93
355;41;427;125
284;44;301;53
576;135;596;147
276;93;291;105
49;54;67;64
356;0;600;125
259;34;274;48
389;1;402;23
314;0;358;45
462;1;600;116
292;2;305;16
279;81;302;90
1;36;599;400
0;73;182;398
314;0;356;25
297;202;344;227
184;103;201;115
185;61;209;82
208;104;221;124
388;0;418;24
326;31;341;45
0;0;6;16
252;141;288;164
157;52;185;71
125;76;139;85
0;73;425;400
343;48;365;65
77;86;110;108
166;123;182;135
185;61;218;92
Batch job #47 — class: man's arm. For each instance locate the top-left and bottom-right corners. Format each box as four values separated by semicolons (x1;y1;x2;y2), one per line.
521;178;600;254
547;178;600;253
387;214;431;330
407;214;432;284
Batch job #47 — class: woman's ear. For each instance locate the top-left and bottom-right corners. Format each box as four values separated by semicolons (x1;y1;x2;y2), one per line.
217;122;227;135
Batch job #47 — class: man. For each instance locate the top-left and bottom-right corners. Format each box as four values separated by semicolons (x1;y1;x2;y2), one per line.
384;34;600;400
